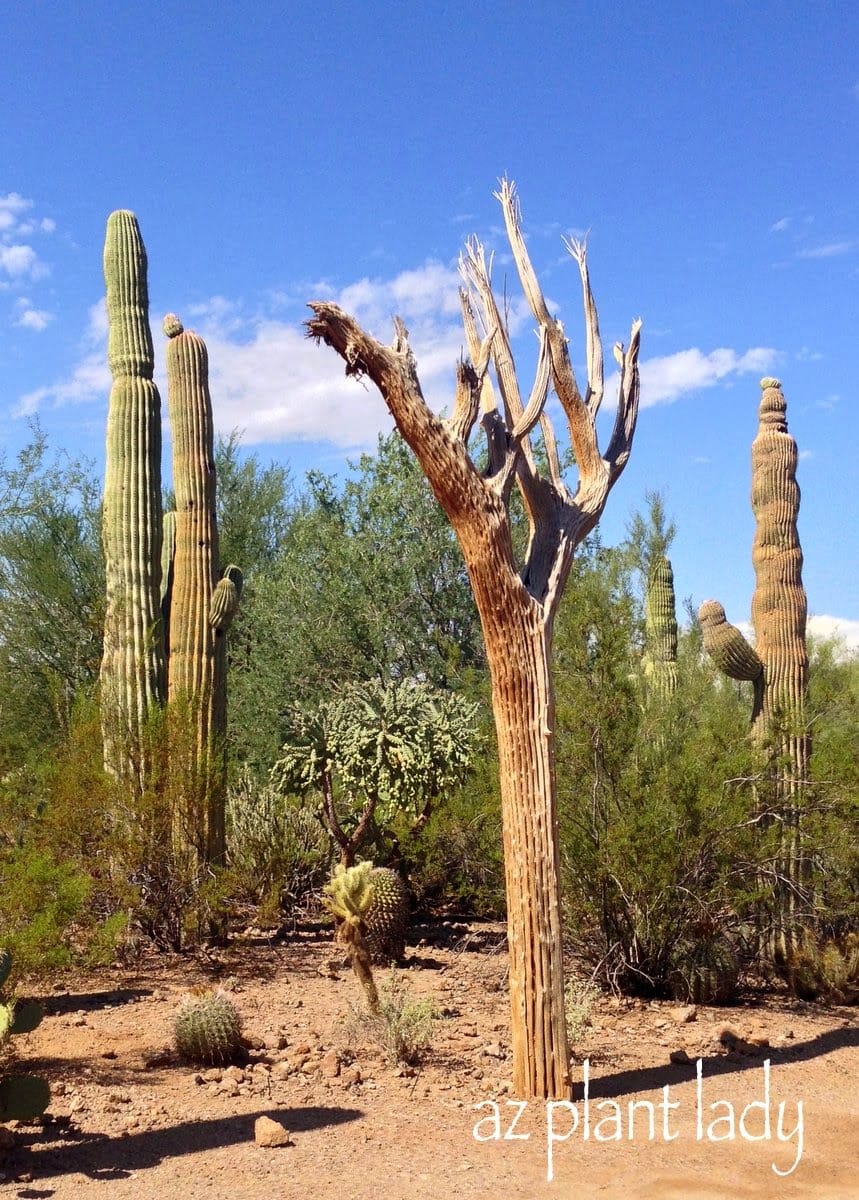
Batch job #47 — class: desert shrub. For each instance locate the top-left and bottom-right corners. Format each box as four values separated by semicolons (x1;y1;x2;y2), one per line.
786;931;859;1003
555;540;759;996
403;711;504;917
345;969;437;1065
226;766;332;916
564;974;600;1044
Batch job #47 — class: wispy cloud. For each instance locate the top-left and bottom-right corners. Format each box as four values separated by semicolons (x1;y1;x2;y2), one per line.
798;240;857;259
769;217;791;233
619;346;778;409
15;264;779;447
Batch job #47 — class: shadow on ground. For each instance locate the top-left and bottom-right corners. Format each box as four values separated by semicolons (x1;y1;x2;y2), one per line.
10;1104;362;1188
581;1023;859;1100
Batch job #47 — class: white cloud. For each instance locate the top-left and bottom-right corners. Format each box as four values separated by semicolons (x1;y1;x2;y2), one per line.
769;217;791;233
15;264;469;447
619;346;778;409
0;193;31;231
13;302;52;332
807;615;859;654
0;244;48;279
798;240;857;259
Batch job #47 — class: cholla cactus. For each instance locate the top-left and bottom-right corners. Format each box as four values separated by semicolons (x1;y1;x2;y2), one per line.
643;555;678;699
174;989;243;1064
323;864;380;1013
99;211;166;788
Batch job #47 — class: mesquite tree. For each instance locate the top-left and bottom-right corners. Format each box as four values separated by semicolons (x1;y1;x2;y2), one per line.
307;181;641;1098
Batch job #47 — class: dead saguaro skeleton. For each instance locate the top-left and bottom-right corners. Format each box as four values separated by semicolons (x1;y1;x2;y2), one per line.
307;181;641;1099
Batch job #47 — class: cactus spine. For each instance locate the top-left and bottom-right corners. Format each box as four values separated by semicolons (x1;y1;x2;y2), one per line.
698;378;809;970
323;863;381;1014
100;211;166;788
643;555;678;699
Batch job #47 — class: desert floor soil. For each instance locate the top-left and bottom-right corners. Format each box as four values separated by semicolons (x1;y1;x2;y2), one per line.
1;918;857;1200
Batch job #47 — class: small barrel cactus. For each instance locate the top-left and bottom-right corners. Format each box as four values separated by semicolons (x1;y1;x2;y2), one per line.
174;989;243;1064
669;936;740;1006
364;867;411;965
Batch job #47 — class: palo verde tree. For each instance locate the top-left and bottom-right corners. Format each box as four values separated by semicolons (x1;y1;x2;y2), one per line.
308;180;642;1099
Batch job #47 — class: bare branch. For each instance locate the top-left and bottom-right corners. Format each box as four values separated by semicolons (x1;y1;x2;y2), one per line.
306;301;489;528
496;178;602;480
605;318;643;484
512;327;551;442
445;329;495;446
564;238;604;420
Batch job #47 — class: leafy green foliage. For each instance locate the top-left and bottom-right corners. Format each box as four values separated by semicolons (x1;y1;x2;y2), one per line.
0;426;103;766
229;432;483;770
555;534;758;995
274;678;480;864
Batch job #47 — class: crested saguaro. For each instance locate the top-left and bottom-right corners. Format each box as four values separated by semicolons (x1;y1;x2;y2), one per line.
308;181;641;1098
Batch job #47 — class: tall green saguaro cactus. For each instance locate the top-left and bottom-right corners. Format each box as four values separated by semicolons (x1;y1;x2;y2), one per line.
162;315;240;867
643;554;678;699
100;211;166;788
699;377;809;969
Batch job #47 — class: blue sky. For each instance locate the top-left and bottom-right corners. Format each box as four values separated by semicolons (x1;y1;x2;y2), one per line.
2;2;857;645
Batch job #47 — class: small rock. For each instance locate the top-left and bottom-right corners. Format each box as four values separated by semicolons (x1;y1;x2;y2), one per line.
321;1051;340;1078
202;1068;223;1082
670;1005;698;1024
341;1066;362;1086
223;1066;245;1083
482;1042;504;1059
101;1049;119;1059
271;1062;292;1082
263;1033;288;1051
254;1116;292;1148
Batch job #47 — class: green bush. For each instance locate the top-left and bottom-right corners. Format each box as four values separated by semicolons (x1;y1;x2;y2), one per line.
226;766;332;917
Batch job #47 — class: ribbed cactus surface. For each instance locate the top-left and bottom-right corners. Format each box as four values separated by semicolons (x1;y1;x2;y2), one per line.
174;989;243;1064
364;867;410;964
750;378;808;744
699;379;810;973
100;211;165;784
162;314;239;866
644;555;678;698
